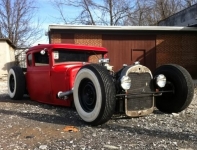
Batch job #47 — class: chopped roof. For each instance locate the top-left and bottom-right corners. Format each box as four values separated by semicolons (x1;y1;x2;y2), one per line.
27;43;108;53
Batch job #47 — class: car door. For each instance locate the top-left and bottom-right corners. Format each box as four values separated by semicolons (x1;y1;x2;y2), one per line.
26;50;52;103
50;50;71;106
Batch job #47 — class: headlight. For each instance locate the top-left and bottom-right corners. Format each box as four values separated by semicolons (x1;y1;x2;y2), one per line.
155;74;166;88
121;76;131;90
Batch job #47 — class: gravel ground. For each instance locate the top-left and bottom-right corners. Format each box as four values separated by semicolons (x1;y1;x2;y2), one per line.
0;77;197;150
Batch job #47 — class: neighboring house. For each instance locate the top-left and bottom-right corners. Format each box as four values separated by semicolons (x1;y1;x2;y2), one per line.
158;3;197;27
48;25;197;78
0;38;16;77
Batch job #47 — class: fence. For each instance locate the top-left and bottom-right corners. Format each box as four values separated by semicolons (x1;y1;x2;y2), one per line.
15;48;28;68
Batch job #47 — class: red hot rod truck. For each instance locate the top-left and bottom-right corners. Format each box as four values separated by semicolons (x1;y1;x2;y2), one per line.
8;44;194;126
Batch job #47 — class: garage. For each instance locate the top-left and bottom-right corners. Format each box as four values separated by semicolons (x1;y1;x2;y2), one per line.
48;25;197;78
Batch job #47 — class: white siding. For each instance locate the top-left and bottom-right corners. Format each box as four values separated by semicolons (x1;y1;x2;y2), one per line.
0;40;15;77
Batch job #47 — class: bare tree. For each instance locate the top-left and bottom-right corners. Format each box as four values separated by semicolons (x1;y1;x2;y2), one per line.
125;0;197;26
183;0;197;6
123;0;153;26
94;0;134;25
154;0;183;20
74;0;97;25
50;0;97;25
51;0;134;25
0;0;43;47
51;0;197;26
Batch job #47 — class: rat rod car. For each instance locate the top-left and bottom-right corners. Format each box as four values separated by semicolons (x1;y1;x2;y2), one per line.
8;44;194;125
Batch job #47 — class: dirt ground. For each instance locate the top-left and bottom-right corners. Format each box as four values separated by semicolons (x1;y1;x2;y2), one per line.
0;78;197;150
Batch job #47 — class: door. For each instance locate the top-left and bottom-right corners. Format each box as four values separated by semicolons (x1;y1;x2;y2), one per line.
132;49;146;65
102;35;156;72
26;50;52;103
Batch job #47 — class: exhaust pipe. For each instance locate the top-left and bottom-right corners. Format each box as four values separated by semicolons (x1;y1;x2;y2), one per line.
57;90;73;99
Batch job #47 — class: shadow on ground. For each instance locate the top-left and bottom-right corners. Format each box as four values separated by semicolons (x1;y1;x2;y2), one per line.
0;93;196;145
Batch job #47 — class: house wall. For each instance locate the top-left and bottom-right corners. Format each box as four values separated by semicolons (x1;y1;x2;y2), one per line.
51;33;103;63
8;43;15;70
156;34;197;78
51;33;102;46
0;41;8;76
50;31;197;78
50;33;156;71
51;33;61;43
0;40;15;77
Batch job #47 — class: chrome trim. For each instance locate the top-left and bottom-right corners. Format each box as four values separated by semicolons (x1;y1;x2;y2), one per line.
57;90;73;99
125;106;154;117
125;65;152;78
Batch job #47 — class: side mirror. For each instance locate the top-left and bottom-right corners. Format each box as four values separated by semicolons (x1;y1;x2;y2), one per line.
40;48;47;55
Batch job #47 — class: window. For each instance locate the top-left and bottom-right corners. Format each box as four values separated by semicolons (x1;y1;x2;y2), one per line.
53;49;91;63
27;54;32;66
34;51;49;66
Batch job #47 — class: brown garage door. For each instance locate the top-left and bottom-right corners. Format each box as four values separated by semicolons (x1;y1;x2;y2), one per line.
102;35;156;72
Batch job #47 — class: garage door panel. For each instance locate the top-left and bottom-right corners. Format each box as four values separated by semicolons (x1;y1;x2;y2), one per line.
102;35;156;72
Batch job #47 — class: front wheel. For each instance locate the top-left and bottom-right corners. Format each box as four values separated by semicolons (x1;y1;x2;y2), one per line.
73;64;116;126
154;64;194;113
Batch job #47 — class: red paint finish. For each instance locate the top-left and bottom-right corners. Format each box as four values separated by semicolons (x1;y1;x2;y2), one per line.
28;44;108;53
26;44;107;107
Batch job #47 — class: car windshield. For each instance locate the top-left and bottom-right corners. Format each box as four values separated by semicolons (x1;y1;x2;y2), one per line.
52;49;103;64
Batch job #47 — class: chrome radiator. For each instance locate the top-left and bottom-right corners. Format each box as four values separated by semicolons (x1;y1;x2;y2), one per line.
124;65;154;117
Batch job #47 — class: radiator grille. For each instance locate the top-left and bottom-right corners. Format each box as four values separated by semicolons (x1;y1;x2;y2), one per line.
127;73;153;111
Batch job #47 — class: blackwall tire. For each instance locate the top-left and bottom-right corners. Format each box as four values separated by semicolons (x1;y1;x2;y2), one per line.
154;64;194;113
8;66;25;100
73;64;116;125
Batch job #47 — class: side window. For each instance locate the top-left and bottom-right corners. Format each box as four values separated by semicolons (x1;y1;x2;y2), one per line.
27;54;32;66
34;51;49;66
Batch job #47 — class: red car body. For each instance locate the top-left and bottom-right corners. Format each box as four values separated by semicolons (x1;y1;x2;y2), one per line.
25;44;108;107
7;43;194;125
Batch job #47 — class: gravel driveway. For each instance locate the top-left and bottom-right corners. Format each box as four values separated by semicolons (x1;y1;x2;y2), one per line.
0;77;197;150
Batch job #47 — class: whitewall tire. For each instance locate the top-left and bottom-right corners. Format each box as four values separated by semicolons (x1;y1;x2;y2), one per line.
8;66;25;100
73;64;116;125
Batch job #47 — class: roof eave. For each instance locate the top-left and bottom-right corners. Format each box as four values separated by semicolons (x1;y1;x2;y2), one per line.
0;38;16;49
48;25;197;32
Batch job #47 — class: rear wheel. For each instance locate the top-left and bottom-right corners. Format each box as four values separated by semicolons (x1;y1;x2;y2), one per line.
73;64;116;125
154;64;194;113
8;66;25;100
